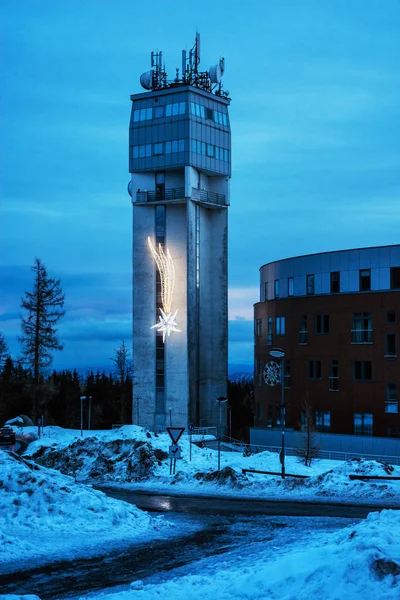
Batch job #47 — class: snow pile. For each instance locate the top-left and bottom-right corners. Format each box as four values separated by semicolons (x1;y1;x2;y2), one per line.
24;427;400;506
0;451;170;574
72;509;400;600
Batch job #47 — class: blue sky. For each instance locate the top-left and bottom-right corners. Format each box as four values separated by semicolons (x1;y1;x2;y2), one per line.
1;0;399;370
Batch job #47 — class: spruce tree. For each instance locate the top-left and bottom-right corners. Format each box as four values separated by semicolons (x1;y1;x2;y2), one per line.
0;331;8;366
19;258;65;419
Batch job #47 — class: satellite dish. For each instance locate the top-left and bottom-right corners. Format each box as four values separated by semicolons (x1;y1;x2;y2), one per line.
140;70;153;90
209;64;222;84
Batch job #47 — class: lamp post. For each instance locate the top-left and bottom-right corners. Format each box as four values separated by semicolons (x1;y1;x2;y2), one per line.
88;396;92;430
80;396;86;437
269;348;286;479
216;396;228;471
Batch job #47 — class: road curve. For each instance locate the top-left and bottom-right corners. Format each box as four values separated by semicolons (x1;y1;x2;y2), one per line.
96;486;391;519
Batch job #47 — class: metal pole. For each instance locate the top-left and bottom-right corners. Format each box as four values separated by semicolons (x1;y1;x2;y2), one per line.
190;431;192;461
81;398;83;437
218;402;221;471
88;396;92;430
169;408;172;426
281;357;285;479
228;405;232;439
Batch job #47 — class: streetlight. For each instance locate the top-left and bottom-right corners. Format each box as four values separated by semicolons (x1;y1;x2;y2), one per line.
216;396;228;471
269;348;286;479
88;396;92;430
80;396;86;437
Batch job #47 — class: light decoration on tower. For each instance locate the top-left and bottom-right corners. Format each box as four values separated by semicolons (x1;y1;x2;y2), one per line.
148;236;180;342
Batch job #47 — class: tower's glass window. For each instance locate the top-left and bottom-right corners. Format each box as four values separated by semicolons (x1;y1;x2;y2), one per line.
172;103;179;116
179;139;185;152
179;102;186;114
154;143;163;155
166;104;172;117
215;147;220;159
155;106;164;118
207;144;214;157
191;139;196;153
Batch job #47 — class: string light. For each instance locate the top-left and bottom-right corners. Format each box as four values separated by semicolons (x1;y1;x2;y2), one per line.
148;237;180;341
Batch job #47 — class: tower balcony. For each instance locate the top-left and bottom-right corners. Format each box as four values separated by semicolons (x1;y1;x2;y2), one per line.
135;187;226;207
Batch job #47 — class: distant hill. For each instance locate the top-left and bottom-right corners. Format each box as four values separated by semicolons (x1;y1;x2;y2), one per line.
228;363;253;382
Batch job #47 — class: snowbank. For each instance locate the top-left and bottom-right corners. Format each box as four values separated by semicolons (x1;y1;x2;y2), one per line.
25;427;400;507
0;451;172;575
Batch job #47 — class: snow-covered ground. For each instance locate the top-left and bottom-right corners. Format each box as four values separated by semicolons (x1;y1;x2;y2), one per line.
24;425;400;506
0;450;193;576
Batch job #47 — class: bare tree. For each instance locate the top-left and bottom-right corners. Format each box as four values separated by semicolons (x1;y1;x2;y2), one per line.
19;258;65;419
0;331;8;366
296;392;320;467
111;340;132;423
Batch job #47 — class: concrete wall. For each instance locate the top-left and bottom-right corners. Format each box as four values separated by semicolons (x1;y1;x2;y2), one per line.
132;204;156;428
250;428;400;457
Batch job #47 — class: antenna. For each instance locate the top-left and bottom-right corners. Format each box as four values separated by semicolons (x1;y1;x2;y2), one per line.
139;33;229;98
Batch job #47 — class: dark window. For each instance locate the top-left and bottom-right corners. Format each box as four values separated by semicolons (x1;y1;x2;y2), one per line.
153;142;164;155
351;313;372;343
386;310;397;324
354;413;373;436
274;280;279;299
275;316;285;335
353;360;372;381
299;315;308;344
329;360;339;391
388;427;400;438
205;107;213;120
386;333;397;358
315;410;331;432
267;317;273;346
255;319;262;337
390;267;400;290
359;269;371;291
284;360;291;389
306;274;314;295
314;314;330;334
330;271;340;293
308;360;322;380
385;383;398;414
288;277;294;296
264;282;268;301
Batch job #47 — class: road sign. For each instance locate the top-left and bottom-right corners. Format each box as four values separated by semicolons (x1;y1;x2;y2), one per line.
166;427;185;444
169;444;182;459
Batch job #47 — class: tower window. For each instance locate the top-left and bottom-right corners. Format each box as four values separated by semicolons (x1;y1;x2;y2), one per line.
386;383;398;413
330;271;340;293
314;314;330;334
353;360;372;381
386;333;397;358
390;267;400;290
386;310;397;324
308;360;322;380
299;315;308;344
329;360;339;391
275;316;285;335
274;280;279;299
288;277;294;296
267;317;273;346
354;413;373;436
351;312;372;344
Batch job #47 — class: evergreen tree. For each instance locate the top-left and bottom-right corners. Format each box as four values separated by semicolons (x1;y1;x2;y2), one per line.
0;331;8;366
19;258;65;419
111;340;132;423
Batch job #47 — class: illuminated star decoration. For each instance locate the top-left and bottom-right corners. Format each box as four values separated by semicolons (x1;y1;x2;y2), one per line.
148;237;180;342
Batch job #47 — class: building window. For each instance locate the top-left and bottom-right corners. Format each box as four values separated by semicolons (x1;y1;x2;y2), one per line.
388;427;400;438
308;360;322;380
315;410;331;432
351;312;372;344
359;269;371;291
353;360;372;381
299;315;308;344
284;360;291;389
385;333;397;358
255;319;262;337
354;413;373;436
265;282;268;301
275;316;285;335
329;360;339;391
330;271;340;293
386;310;397;324
385;383;398;414
274;279;279;299
306;274;315;295
153;142;164;155
314;314;330;334
267;317;273;346
390;267;400;290
288;277;294;296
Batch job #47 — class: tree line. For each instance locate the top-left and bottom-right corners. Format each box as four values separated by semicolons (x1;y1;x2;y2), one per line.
1;258;254;437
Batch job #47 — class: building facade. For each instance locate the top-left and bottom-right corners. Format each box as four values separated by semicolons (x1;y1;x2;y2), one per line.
254;245;400;438
129;36;231;430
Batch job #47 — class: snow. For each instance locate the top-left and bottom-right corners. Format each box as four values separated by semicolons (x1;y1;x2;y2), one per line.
24;426;400;507
65;509;400;600
0;451;180;576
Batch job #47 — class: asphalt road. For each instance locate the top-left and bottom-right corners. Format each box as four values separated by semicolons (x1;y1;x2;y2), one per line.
96;486;387;518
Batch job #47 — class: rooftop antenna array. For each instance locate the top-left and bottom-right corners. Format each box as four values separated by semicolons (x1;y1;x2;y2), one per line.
139;33;229;98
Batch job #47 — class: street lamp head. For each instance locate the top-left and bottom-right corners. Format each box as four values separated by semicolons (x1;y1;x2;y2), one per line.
269;348;285;358
217;396;228;403
80;396;86;400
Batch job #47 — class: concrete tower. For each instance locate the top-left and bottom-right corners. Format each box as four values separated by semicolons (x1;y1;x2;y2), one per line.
128;34;231;431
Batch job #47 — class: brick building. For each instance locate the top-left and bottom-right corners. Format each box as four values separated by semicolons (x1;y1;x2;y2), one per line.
254;245;400;438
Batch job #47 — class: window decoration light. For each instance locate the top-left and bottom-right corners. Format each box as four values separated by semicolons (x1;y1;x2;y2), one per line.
148;236;180;342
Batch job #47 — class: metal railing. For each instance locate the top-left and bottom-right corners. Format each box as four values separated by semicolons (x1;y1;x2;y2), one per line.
191;187;226;206
203;439;400;465
191;426;217;437
136;187;186;203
